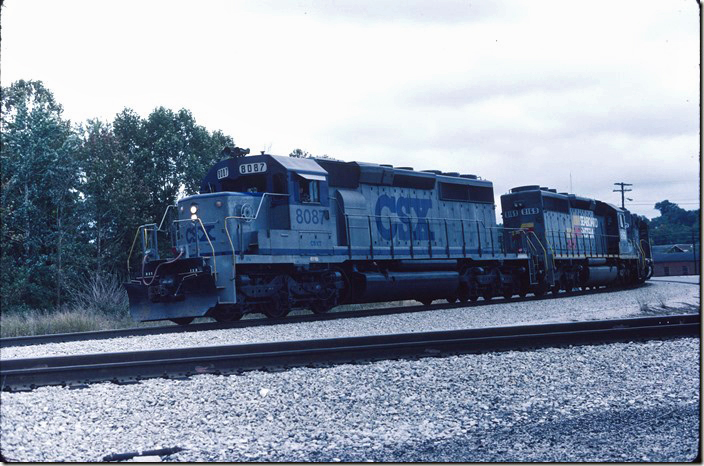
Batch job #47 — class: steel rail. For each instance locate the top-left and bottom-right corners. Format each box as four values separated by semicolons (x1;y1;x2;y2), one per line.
0;281;677;348
1;314;698;392
648;278;700;286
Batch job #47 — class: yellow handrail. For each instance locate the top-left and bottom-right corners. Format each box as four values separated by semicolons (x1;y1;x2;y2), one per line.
637;239;648;269
524;230;549;271
127;223;157;277
542;234;558;269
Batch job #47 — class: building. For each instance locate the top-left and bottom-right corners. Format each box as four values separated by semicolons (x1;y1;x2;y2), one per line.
652;244;700;276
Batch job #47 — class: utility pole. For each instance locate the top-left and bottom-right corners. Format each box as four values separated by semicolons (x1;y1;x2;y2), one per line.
613;182;633;209
692;228;698;275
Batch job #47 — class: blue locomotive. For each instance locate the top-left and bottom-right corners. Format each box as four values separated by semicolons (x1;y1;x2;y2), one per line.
124;147;653;324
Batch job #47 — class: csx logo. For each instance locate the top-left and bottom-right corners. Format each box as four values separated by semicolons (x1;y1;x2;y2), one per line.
185;224;216;244
374;194;435;241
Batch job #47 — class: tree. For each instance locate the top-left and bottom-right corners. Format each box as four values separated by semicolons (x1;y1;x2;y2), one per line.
86;107;234;278
289;148;312;158
648;200;700;245
1;80;236;313
289;148;337;160
1;80;82;310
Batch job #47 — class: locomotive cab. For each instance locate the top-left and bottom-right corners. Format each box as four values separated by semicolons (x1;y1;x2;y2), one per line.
125;150;336;322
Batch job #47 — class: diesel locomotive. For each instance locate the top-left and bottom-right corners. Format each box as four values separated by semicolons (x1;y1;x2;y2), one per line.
124;147;653;324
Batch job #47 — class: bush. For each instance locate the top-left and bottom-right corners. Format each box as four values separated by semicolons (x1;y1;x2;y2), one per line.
68;272;129;318
0;273;135;337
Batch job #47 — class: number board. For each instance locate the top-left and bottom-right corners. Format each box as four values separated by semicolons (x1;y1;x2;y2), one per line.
239;162;267;175
295;208;326;225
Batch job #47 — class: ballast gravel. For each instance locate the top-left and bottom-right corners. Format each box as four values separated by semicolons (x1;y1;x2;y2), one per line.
1;279;698;360
1;337;699;462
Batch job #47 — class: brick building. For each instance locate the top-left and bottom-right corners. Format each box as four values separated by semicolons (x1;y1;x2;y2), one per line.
652;244;700;276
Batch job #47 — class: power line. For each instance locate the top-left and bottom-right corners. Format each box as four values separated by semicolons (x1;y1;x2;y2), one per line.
628;202;700;206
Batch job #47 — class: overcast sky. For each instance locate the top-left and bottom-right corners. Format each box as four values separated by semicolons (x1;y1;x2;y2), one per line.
2;0;700;219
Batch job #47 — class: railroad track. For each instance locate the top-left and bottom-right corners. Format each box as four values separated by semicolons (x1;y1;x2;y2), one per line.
1;314;698;392
649;278;700;286
1;282;662;348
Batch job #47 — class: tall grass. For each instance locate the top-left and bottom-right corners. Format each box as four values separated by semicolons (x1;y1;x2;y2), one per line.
1;274;429;337
1;273;137;338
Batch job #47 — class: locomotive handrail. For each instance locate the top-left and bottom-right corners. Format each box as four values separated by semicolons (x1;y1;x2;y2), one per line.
523;230;549;271
538;232;558;269
127;223;158;277
343;213;493;258
224;216;239;289
636;240;647;269
172;218;217;279
543;228;625;257
158;205;177;231
227;192;290;222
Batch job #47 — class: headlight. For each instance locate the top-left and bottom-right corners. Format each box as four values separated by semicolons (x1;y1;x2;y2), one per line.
190;214;198;220
190;204;198;214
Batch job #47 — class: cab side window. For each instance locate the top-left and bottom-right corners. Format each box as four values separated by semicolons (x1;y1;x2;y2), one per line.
273;174;288;194
298;179;320;203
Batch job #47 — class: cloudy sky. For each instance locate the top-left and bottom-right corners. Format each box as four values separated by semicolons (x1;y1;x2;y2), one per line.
2;0;699;219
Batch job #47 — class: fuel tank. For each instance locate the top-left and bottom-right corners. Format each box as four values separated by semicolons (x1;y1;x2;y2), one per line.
351;270;460;303
581;266;618;286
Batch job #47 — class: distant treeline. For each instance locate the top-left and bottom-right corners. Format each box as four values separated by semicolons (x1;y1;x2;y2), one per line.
0;80;698;314
647;200;700;246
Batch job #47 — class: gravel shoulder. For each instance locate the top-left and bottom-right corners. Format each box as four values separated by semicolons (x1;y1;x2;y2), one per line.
1;280;699;360
1;337;699;462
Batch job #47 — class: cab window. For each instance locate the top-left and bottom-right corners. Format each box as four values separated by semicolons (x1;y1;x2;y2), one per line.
298;179;320;203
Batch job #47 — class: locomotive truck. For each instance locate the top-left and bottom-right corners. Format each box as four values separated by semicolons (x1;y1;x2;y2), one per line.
124;147;653;324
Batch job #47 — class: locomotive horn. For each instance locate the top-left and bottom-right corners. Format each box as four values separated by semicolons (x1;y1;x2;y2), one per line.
221;146;250;158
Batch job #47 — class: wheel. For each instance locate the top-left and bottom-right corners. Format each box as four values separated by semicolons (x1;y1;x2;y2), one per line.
310;299;334;315
502;290;513;300
261;300;290;319
469;295;479;302
418;298;433;306
446;297;458;304
533;283;547;297
213;312;242;323
170;317;194;326
482;291;493;301
211;305;243;323
457;286;470;303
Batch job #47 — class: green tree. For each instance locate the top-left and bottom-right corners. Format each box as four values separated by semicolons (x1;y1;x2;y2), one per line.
1;80;81;311
1;80;236;312
648;200;700;245
77;119;141;279
81;107;234;278
289;148;312;158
